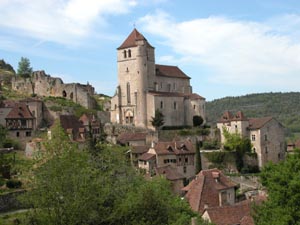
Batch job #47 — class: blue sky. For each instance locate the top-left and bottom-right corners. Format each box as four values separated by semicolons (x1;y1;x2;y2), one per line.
1;0;300;101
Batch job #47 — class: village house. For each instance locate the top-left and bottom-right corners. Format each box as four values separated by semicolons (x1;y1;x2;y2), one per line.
59;115;86;142
183;169;238;214
217;111;285;168
137;139;196;193
79;113;102;139
110;29;205;129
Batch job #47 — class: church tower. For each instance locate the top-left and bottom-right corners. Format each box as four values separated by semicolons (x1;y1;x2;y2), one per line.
115;29;155;127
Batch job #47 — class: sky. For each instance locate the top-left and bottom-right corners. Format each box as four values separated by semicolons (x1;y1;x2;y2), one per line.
1;0;300;101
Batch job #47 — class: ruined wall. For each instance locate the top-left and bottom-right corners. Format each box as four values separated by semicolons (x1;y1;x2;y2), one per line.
12;71;96;109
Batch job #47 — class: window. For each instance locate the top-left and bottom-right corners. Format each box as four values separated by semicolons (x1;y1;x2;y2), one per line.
251;135;256;141
26;131;31;137
123;50;127;58
193;105;196;110
179;157;181;162
170;159;176;163
16;132;19;137
164;159;170;164
173;83;176;90
264;134;268;141
160;101;164;109
127;83;131;104
185;157;188;163
174;102;177;110
21;119;26;127
128;49;131;58
160;82;163;89
183;166;187;173
265;146;268;154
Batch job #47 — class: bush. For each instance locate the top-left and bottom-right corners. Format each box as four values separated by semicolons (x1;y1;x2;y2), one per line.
3;138;21;150
6;179;22;189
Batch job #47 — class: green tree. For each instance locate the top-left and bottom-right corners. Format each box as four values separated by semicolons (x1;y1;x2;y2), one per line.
17;57;32;78
195;140;202;173
0;125;7;148
222;128;252;172
151;109;164;130
253;152;300;225
193;115;204;127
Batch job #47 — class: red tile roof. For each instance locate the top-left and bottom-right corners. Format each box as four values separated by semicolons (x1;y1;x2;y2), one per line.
117;132;147;145
204;200;253;225
218;111;248;123
131;145;149;154
156;64;190;79
118;28;153;49
154;140;195;155
59;115;85;132
6;103;34;119
138;152;156;161
183;169;238;213
156;165;185;181
248;117;273;130
189;93;206;100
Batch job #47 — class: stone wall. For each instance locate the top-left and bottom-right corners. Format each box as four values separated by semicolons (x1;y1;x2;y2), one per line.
12;71;96;109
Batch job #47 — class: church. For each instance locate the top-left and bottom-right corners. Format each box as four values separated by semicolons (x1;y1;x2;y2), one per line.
110;29;205;129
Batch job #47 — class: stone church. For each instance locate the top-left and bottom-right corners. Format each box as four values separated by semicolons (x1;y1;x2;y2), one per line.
111;29;205;129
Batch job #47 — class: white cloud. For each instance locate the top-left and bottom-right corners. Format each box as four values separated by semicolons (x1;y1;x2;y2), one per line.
0;0;137;46
138;11;300;89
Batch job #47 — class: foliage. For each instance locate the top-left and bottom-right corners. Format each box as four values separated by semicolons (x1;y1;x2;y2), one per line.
0;124;7;147
195;140;202;174
6;179;22;189
202;139;220;150
151;109;165;129
223;128;252;172
206;92;300;136
0;59;15;74
193;115;204;127
17;57;32;78
253;152;300;225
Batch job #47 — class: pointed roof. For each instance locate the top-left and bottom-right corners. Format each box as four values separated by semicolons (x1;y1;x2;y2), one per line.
117;28;153;49
6;103;34;119
248;117;273;130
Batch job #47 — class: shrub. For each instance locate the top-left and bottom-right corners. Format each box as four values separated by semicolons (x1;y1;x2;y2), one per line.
6;179;22;189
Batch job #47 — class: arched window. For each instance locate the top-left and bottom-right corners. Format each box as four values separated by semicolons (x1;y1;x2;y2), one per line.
127;82;131;104
123;50;127;58
62;90;67;98
128;49;131;58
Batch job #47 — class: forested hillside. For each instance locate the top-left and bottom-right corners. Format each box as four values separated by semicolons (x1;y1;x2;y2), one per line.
206;92;300;134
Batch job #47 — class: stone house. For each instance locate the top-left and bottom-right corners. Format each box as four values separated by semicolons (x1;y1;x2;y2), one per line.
110;29;205;129
182;169;238;214
79;113;101;139
138;139;196;183
20;98;44;128
217;111;285;168
5;103;35;139
59;115;86;142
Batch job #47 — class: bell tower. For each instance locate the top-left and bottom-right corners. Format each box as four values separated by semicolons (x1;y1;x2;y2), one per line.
116;29;155;127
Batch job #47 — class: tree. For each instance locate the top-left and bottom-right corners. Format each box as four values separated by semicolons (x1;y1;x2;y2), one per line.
17;57;32;78
195;140;202;174
193;115;204;127
253;152;300;225
151;109;164;130
222;128;252;172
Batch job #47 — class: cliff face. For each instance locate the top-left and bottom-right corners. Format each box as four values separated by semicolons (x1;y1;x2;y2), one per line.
11;70;96;109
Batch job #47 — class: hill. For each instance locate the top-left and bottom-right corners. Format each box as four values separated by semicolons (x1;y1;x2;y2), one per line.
0;59;15;75
206;92;300;134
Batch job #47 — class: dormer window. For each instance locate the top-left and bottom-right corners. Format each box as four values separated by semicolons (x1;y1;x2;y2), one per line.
167;145;173;152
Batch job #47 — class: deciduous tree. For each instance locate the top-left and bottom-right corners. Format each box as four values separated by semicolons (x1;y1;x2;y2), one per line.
17;57;32;78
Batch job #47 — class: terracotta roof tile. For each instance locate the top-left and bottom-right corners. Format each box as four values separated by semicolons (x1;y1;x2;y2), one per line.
156;165;185;180
118;28;153;49
154;140;195;155
156;64;190;79
189;93;206;100
117;132;147;145
131;145;149;154
138;152;156;161
218;111;234;123
6;103;34;119
248;117;273;129
184;169;238;214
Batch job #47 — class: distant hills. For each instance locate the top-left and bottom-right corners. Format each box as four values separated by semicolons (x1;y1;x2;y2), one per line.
206;92;300;134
